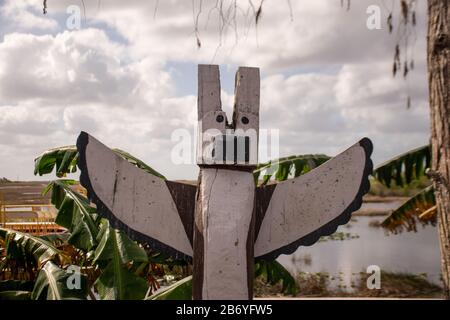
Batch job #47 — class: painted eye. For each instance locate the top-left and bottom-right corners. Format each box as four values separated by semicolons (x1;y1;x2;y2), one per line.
241;116;249;125
216;115;224;123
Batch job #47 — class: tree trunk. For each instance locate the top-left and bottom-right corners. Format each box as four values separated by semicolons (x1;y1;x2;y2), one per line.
427;0;450;299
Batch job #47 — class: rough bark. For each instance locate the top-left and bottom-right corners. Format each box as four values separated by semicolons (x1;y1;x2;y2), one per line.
427;0;450;299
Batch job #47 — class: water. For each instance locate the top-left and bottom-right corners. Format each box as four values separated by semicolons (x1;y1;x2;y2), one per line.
277;201;442;290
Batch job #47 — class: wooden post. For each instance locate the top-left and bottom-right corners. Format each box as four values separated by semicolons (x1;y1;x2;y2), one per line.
193;65;260;299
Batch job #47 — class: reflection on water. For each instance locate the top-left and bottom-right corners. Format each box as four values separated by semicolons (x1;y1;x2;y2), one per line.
359;200;404;212
277;201;442;290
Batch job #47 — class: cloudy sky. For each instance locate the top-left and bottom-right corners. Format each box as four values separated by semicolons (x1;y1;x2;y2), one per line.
0;0;429;181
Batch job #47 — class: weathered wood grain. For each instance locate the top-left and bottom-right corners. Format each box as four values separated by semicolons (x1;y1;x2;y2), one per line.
254;139;372;260
194;168;255;299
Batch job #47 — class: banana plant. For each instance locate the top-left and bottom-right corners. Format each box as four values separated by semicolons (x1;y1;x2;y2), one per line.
31;261;88;300
0;147;176;299
254;154;331;185
372;145;436;233
146;275;193;300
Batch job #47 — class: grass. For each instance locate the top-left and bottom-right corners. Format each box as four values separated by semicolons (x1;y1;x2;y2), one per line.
369;176;431;197
255;271;443;299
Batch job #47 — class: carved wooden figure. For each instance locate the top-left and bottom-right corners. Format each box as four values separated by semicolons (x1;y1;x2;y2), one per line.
77;64;373;300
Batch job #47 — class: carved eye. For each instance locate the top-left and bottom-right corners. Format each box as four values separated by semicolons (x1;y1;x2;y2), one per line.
241;116;249;125
216;115;224;123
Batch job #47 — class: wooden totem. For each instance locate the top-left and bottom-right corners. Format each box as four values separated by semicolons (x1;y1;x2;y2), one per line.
77;65;373;300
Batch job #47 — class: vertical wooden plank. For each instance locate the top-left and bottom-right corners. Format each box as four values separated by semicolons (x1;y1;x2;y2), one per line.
194;168;255;299
234;67;260;117
193;171;205;299
233;67;260;165
198;64;222;120
197;65;227;164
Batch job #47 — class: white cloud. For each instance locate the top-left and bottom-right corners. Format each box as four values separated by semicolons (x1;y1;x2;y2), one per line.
1;0;58;30
0;0;430;181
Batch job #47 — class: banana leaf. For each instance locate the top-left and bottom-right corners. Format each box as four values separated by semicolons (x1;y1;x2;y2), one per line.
34;146;78;177
35;146;166;179
255;260;298;295
0;228;68;268
374;145;431;187
93;219;149;300
112;148;166;179
0;280;34;292
381;186;436;233
93;219;147;265
31;261;87;300
147;276;192;300
0;280;34;300
0;291;32;300
254;154;330;185
44;180;99;251
39;232;71;246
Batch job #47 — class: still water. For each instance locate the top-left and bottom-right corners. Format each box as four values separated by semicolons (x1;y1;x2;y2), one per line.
277;201;442;289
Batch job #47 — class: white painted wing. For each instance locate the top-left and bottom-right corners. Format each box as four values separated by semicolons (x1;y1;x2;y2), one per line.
254;138;373;260
77;132;194;260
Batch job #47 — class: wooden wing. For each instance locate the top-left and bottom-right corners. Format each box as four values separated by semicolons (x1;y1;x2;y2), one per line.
254;138;373;260
77;132;195;260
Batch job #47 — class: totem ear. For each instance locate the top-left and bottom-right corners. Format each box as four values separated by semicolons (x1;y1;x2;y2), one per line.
233;67;260;131
233;67;260;165
198;64;226;123
197;65;227;164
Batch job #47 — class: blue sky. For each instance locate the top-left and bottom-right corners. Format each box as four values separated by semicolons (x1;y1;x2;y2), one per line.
0;0;429;181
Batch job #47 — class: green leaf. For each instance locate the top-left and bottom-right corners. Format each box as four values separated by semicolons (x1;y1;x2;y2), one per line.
95;261;149;300
0;228;68;268
34;146;78;177
147;276;192;300
39;232;71;246
46;180;99;251
255;260;298;295
374;145;430;188
112;149;166;180
0;291;32;300
254;154;330;185
93;219;148;264
31;261;87;300
381;186;436;233
93;219;149;300
34;146;166;179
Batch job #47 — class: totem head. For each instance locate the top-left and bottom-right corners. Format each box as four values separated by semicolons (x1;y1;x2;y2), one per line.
196;65;259;166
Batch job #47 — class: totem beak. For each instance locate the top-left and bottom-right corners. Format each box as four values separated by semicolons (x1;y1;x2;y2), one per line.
211;134;251;165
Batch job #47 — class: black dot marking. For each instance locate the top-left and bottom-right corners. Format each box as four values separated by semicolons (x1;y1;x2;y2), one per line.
241;116;249;124
216;114;224;123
